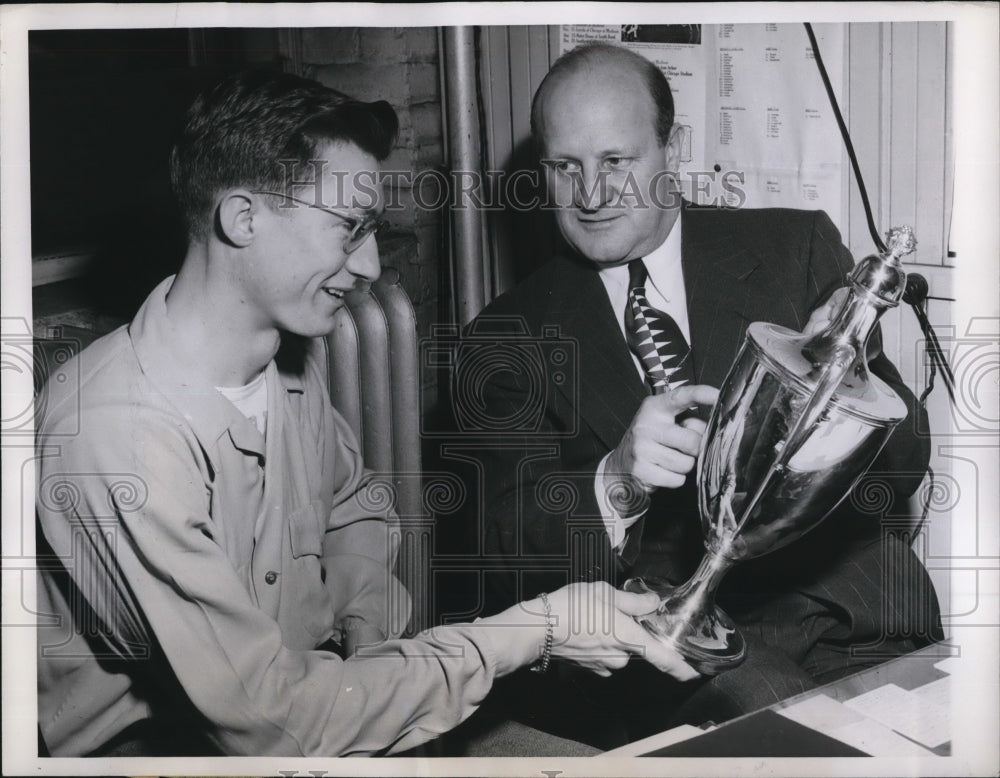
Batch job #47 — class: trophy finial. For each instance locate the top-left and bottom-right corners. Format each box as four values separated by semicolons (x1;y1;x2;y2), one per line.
884;226;917;262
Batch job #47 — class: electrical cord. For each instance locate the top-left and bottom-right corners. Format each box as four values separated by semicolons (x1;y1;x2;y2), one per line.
804;22;959;541
904;275;957;406
803;23;957;407
803;23;887;255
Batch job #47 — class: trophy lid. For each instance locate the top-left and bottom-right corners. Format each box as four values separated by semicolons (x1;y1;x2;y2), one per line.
748;322;907;424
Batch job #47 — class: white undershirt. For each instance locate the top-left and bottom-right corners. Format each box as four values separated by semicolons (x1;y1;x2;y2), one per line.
217;371;269;436
594;219;690;549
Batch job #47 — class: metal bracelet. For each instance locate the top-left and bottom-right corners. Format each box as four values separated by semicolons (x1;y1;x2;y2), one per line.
530;592;554;674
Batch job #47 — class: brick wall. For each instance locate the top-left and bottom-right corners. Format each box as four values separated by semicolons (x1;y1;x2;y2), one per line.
285;28;446;412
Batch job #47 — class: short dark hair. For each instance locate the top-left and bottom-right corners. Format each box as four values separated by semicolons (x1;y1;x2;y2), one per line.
170;70;398;237
530;43;675;149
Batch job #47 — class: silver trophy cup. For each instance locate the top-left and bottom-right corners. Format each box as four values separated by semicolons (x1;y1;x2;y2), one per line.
625;227;917;675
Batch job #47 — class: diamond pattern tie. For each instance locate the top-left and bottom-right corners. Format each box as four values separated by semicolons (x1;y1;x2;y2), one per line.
625;259;694;395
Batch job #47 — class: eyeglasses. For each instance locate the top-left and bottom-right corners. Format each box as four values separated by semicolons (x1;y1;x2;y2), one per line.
252;191;389;253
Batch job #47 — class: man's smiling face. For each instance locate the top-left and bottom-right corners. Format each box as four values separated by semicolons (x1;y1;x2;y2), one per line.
244;140;384;338
537;63;682;266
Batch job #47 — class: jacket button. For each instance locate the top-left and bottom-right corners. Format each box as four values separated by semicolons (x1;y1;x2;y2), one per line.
264;571;279;585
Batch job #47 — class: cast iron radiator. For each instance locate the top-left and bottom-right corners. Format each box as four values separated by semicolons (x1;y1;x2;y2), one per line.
325;268;429;637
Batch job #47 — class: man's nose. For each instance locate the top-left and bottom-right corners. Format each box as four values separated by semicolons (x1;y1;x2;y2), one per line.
347;234;382;283
572;166;615;211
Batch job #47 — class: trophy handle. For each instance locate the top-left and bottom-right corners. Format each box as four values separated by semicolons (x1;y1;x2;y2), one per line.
722;341;857;550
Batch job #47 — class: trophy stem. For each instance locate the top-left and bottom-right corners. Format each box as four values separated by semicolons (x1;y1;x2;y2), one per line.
626;550;746;675
658;551;733;636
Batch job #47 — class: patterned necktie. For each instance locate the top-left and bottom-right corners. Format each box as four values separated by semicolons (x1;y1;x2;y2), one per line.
624;259;694;394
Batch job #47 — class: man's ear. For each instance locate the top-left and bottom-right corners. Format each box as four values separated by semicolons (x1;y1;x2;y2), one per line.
663;123;685;174
216;189;257;248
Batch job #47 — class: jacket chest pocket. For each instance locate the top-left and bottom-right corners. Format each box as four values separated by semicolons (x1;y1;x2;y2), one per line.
288;499;325;558
282;499;334;646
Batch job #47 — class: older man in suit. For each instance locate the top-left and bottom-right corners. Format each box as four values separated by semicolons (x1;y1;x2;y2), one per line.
457;42;942;746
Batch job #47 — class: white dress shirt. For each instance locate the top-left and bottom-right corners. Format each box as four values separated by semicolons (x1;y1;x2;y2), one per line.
593;218;690;549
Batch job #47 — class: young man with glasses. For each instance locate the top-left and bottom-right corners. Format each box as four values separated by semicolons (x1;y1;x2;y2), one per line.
34;70;696;758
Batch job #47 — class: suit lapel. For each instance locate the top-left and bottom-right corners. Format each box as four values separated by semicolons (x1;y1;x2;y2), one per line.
682;206;773;392
544;207;798;444
545;256;648;451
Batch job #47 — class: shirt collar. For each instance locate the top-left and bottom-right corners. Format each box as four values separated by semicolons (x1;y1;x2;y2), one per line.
129;275;305;459
641;216;683;299
597;216;683;289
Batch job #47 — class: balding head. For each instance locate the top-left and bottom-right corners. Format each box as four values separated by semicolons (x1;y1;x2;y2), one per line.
531;43;675;154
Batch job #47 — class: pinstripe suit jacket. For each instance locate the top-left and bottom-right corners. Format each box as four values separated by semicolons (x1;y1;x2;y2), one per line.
464;204;932;618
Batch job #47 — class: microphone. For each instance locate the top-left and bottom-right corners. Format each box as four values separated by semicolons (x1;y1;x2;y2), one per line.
903;273;929;306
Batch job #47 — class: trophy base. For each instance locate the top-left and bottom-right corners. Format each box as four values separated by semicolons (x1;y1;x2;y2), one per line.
624;576;747;676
